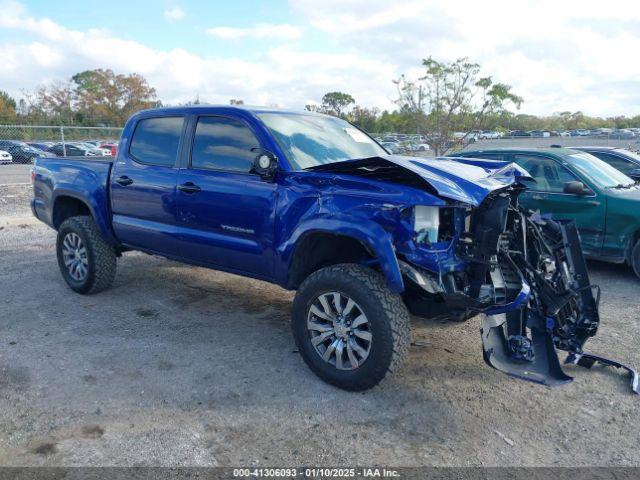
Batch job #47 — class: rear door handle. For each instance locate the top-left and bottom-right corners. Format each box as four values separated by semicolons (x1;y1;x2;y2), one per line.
177;182;201;194
116;176;133;186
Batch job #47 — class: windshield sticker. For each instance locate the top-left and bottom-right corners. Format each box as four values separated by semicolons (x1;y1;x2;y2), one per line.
344;128;372;143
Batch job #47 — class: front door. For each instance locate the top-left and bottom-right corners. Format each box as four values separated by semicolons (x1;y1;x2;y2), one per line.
514;153;606;256
174;115;278;279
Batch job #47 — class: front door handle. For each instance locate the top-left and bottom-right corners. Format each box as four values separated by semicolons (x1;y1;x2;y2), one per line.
177;182;201;194
116;175;133;186
531;194;546;200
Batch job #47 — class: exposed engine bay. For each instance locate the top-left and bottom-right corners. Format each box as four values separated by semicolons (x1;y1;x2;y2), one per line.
401;183;639;394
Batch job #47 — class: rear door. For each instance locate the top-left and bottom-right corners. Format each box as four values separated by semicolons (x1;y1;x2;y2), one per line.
514;153;606;255
174;115;278;279
110;115;186;256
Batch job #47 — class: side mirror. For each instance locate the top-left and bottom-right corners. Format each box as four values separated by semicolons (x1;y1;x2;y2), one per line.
251;148;278;181
563;181;590;195
627;168;640;182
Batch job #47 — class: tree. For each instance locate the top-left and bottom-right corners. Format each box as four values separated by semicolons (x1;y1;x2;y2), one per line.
0;91;17;122
322;91;355;117
348;106;379;133
23;82;75;123
71;69;159;125
312;91;355;117
395;57;523;154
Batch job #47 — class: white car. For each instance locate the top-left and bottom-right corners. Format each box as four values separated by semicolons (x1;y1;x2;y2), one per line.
408;142;430;152
478;130;502;140
0;150;12;164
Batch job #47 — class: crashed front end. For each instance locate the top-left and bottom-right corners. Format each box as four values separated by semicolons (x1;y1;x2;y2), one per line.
309;155;637;392
393;166;636;392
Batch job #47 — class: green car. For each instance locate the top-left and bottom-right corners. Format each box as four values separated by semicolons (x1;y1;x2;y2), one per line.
454;147;640;277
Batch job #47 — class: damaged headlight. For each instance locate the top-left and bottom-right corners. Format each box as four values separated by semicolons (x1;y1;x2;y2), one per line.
414;206;440;244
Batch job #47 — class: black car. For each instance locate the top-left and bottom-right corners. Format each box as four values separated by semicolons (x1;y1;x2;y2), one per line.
48;143;96;157
28;142;55;151
572;146;640;181
510;130;531;137
0;141;49;164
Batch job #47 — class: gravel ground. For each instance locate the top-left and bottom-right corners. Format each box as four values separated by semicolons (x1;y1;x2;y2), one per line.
0;164;31;186
0;185;639;467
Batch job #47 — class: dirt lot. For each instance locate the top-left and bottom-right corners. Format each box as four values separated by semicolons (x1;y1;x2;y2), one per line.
0;184;639;467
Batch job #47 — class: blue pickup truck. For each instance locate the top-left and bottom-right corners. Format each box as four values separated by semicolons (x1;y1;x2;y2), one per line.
31;105;613;392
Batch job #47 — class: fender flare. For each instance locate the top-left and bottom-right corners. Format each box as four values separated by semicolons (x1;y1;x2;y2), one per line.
277;216;405;293
52;189;118;245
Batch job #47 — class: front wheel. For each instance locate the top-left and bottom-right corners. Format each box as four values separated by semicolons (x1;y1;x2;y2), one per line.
292;264;410;391
56;215;117;294
631;240;640;279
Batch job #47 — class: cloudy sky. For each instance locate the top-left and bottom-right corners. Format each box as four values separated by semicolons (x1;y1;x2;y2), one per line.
0;0;638;116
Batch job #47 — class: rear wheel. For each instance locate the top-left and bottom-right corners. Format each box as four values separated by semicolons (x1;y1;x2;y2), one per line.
292;264;410;391
56;215;117;294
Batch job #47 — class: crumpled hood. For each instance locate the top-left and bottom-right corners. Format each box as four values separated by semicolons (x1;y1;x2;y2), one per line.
307;155;529;206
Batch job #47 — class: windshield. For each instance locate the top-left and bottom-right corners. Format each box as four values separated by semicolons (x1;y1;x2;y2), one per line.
567;152;635;188
257;113;387;170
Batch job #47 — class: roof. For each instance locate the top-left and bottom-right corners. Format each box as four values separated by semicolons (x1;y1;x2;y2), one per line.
459;146;578;157
571;146;617;152
134;104;327;118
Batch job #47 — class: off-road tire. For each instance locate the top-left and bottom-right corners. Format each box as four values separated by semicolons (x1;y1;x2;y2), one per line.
56;215;117;294
292;264;410;391
631;240;640;279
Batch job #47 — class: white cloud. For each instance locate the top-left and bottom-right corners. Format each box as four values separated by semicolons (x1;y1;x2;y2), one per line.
0;2;390;111
207;23;302;40
163;6;185;22
1;0;640;117
291;0;640;116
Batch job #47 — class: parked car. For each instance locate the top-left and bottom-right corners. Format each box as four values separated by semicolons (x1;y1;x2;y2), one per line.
609;129;636;139
558;131;571;137
47;143;98;157
31;105;604;392
28;142;55;151
452;147;640;278
528;130;550;138
509;130;531;137
380;141;402;154
590;128;613;136
572;146;640;181
0;141;49;164
73;142;112;156
478;130;501;139
570;129;590;136
0;150;12;164
407;142;430;152
100;142;118;156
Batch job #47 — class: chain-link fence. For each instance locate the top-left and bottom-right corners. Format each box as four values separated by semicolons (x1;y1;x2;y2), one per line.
459;134;640;153
0;125;123;164
369;131;640;157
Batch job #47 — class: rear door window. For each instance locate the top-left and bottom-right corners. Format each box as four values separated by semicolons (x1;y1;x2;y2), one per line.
129;116;184;167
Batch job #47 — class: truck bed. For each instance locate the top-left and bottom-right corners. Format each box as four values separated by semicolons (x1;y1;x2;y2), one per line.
32;156;115;231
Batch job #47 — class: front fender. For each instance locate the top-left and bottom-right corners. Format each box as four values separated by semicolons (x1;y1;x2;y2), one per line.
277;216;404;293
